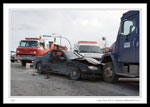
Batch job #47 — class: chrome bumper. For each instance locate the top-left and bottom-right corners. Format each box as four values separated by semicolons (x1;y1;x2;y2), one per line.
17;55;36;61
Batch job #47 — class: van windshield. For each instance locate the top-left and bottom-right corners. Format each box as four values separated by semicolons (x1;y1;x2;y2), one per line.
79;45;102;53
20;40;38;48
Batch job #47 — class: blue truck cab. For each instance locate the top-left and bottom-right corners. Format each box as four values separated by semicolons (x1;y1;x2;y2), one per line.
101;11;139;83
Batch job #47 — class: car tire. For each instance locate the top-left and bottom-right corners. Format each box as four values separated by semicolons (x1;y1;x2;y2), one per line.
21;61;26;67
36;63;43;74
103;62;118;83
69;67;81;80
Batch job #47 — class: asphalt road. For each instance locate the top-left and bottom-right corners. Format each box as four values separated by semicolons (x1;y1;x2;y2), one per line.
11;62;139;96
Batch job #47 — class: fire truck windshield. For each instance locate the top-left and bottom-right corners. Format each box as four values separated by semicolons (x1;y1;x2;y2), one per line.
79;45;103;53
20;40;38;48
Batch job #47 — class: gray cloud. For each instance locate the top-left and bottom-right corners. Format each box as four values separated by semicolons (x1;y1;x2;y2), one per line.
10;9;128;51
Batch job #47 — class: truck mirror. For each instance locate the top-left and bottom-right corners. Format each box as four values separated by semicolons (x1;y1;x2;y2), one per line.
129;25;135;33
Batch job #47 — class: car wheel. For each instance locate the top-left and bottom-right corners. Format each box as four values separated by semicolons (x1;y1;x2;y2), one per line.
21;61;26;67
36;63;43;74
69;67;81;80
103;62;118;83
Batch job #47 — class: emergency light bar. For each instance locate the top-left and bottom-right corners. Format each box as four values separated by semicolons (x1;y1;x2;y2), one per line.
78;41;97;44
25;38;40;40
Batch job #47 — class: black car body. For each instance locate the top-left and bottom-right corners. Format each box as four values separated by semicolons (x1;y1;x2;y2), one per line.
34;49;102;80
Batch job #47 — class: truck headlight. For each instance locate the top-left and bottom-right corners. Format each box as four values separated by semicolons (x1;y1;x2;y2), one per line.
17;50;19;53
33;51;36;54
88;66;98;70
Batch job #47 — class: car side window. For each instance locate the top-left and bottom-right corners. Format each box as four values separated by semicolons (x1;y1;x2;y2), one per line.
57;52;66;61
50;51;66;62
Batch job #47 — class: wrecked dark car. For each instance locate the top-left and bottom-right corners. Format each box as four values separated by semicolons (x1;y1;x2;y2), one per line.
34;49;102;80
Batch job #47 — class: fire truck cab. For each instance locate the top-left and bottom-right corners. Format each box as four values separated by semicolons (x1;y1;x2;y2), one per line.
16;36;67;66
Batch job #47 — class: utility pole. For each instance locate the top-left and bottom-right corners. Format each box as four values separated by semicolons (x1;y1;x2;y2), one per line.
60;35;61;46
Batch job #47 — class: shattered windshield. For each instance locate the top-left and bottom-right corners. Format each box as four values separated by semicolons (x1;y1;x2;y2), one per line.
64;51;80;60
79;45;102;53
20;40;38;48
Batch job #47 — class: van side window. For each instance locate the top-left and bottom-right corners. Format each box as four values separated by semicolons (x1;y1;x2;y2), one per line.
121;18;136;35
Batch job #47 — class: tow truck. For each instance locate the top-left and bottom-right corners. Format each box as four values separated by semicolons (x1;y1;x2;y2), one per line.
101;11;139;83
16;35;67;66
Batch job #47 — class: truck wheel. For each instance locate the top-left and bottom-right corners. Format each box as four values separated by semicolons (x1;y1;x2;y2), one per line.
69;67;81;80
36;63;43;74
103;62;118;83
21;61;26;67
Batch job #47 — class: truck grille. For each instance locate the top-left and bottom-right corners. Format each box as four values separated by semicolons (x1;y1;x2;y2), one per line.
17;55;36;61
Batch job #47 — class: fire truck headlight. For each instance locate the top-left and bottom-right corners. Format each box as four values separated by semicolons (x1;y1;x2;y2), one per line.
17;50;19;53
33;51;36;54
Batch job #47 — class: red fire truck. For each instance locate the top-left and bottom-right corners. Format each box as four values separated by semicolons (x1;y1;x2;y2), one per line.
16;36;67;66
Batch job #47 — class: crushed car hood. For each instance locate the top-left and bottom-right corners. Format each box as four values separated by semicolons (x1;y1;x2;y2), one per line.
71;57;101;65
84;57;101;65
80;53;103;59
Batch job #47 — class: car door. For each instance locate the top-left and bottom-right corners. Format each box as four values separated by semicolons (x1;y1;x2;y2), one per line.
41;51;51;71
48;50;68;74
118;12;139;63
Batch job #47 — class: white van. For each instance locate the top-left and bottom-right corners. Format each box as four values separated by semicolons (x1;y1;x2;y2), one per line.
73;41;103;61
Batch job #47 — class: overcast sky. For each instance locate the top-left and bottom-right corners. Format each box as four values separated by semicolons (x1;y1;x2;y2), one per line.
10;9;128;51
